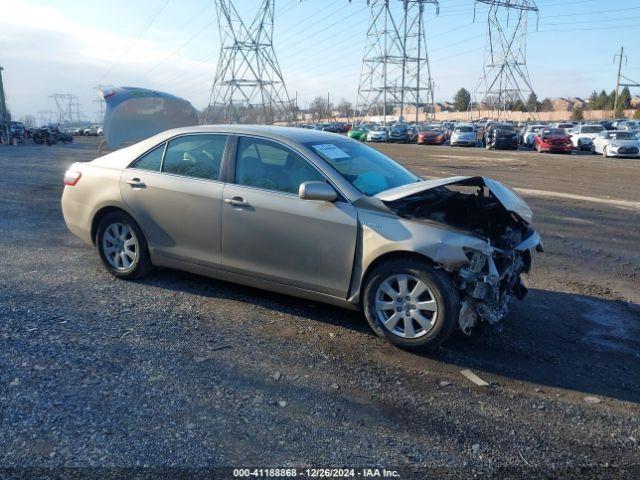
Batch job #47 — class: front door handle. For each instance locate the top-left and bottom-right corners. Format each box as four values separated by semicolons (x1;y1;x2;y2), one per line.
224;197;250;207
126;178;146;189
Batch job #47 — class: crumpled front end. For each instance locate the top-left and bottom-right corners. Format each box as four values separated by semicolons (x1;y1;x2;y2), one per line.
455;231;542;334
378;176;543;334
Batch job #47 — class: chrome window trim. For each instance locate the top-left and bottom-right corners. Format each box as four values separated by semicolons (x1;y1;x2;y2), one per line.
127;132;232;182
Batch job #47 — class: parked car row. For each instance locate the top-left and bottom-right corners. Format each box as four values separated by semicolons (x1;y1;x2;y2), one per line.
72;125;103;136
299;122;351;133
297;118;640;157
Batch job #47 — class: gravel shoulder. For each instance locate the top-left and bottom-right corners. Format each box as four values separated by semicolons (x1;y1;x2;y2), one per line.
0;138;638;474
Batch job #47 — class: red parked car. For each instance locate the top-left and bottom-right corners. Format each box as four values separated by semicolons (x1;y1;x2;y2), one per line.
417;126;445;145
534;128;574;154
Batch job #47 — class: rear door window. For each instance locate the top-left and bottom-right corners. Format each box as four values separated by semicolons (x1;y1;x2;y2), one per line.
162;134;228;180
131;144;165;171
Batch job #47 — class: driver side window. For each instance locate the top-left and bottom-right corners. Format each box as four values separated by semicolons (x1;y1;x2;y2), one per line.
235;137;325;194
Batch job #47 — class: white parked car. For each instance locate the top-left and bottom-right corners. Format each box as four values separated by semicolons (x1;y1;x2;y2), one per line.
616;120;639;132
449;124;476;147
367;126;389;143
83;125;99;136
521;125;546;148
569;124;604;151
591;130;640;158
552;122;574;133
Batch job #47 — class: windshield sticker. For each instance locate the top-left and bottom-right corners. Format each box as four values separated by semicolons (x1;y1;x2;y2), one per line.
312;144;350;160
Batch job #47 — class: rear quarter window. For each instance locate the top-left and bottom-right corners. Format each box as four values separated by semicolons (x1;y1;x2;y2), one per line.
131;144;165;171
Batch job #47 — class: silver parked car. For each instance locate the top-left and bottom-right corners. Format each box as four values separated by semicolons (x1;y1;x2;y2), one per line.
449;124;477;147
61;126;542;349
591;130;640;158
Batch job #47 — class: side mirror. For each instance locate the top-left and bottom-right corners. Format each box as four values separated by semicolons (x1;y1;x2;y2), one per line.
299;181;337;202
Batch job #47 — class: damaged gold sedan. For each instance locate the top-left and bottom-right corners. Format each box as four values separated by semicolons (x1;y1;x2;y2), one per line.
61;126;541;350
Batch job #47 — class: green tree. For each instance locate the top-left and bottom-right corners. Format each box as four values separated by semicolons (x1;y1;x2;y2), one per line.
540;98;554;112
592;89;609;110
606;89;617;111
526;92;539;112
633;109;640;120
571;106;584;121
513;99;526;112
587;90;598;109
453;88;471;112
618;86;632;110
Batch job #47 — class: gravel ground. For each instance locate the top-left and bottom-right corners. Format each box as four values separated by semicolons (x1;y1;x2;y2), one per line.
0;137;639;478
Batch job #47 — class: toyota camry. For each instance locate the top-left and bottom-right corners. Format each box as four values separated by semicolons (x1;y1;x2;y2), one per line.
62;126;542;350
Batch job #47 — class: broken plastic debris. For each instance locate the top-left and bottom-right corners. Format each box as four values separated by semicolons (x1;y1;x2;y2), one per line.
460;369;490;387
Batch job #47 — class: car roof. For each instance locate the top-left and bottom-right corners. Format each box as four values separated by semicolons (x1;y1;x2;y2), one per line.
154;124;346;144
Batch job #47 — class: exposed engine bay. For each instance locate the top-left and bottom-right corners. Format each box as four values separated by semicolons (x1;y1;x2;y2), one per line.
383;177;542;334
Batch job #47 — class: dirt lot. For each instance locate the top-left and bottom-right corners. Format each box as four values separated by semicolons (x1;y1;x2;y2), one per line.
0;137;639;477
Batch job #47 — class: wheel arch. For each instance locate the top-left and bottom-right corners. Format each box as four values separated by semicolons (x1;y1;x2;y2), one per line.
91;205;135;245
354;250;437;306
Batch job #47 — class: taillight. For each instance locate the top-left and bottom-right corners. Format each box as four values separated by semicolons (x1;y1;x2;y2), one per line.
64;169;82;186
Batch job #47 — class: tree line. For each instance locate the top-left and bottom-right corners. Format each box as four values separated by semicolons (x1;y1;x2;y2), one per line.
452;87;638;117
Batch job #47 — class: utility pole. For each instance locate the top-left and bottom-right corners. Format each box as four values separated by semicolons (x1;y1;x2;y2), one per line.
0;66;10;145
327;92;331;121
612;49;640;118
613;47;626;116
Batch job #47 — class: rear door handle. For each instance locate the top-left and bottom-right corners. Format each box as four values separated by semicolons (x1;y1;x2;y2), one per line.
126;178;146;189
224;197;250;207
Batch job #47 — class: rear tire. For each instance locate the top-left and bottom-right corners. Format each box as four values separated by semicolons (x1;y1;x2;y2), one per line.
363;259;460;350
96;211;153;280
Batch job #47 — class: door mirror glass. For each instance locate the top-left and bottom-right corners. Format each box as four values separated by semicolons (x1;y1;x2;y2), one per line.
299;181;337;202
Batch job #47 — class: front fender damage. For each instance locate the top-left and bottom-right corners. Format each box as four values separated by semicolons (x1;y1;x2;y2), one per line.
376;176;543;334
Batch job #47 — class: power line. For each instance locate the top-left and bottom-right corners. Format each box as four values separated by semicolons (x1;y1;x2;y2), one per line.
97;0;172;82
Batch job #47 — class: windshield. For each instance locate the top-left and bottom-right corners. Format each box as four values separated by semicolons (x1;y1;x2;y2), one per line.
610;132;636;140
542;129;567;136
492;124;514;131
582;126;603;133
305;140;419;196
391;125;407;132
455;126;474;133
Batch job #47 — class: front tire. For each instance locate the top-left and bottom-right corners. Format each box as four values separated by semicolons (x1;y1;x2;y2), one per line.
363;259;460;350
96;211;153;280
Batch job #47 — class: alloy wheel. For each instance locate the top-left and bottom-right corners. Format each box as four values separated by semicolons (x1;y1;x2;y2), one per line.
375;274;438;339
102;222;138;271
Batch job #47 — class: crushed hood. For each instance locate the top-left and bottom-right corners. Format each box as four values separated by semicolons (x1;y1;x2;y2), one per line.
375;176;533;224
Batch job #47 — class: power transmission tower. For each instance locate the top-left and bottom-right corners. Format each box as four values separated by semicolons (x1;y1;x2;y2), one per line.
0;66;10;144
613;47;640;115
37;110;57;126
473;0;538;120
356;0;438;125
49;94;82;125
94;85;112;123
206;0;293;124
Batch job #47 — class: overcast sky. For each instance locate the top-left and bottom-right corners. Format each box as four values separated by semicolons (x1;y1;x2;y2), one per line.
1;0;639;121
